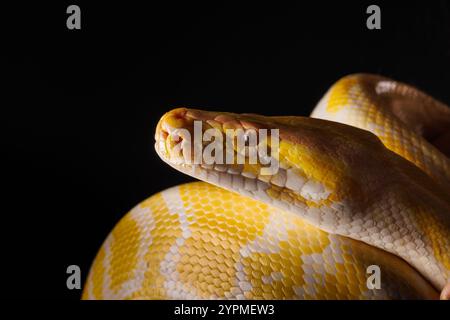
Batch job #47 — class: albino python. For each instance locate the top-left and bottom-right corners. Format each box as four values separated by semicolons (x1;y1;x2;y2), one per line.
82;74;450;300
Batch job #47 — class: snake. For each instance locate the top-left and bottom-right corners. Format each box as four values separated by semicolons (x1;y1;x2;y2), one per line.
82;74;450;300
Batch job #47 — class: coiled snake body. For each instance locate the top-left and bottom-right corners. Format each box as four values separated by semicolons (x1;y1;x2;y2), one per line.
83;74;450;300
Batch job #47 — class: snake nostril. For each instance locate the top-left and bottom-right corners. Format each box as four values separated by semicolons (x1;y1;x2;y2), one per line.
161;130;168;140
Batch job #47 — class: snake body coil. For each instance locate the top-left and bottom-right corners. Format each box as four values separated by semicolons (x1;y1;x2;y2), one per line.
83;74;450;300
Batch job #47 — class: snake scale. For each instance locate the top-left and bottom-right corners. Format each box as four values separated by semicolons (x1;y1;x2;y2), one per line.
82;74;450;300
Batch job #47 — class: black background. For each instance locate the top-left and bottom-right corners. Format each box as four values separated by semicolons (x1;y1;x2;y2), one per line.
2;1;450;299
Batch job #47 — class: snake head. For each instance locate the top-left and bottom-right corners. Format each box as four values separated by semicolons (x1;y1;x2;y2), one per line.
154;107;396;222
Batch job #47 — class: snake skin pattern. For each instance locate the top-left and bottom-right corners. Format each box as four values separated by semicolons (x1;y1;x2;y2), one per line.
82;74;450;300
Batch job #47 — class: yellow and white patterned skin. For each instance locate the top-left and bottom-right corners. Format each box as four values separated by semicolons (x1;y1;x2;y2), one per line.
82;74;450;300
